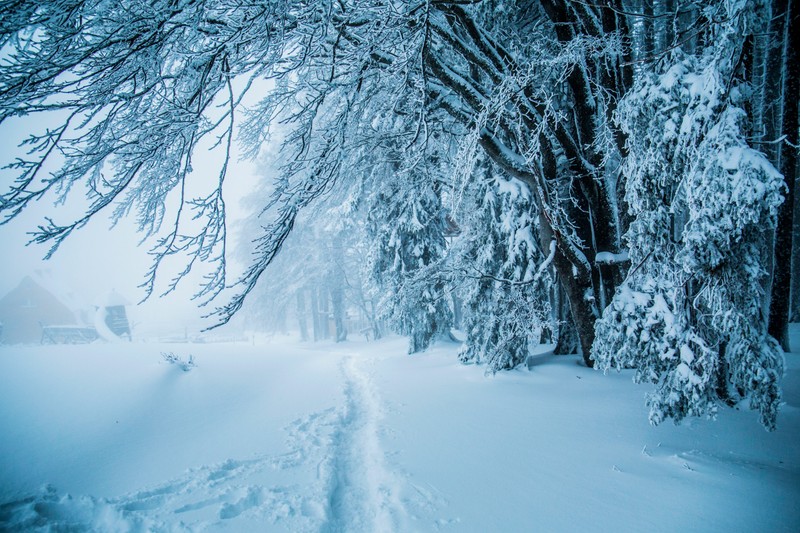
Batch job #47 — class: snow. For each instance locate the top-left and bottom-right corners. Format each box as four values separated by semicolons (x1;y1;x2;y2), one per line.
532;239;556;281
595;251;629;265
93;307;122;343
1;327;799;532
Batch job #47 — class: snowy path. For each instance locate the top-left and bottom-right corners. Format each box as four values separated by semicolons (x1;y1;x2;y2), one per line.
0;349;412;532
320;356;405;532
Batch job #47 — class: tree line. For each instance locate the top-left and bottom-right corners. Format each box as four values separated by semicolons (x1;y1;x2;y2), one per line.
0;0;796;429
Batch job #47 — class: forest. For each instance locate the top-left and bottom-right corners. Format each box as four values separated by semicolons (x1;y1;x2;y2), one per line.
0;0;797;430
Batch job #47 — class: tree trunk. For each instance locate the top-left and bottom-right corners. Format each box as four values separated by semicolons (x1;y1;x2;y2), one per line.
451;293;463;331
310;287;321;341
768;0;797;351
792;169;800;322
641;0;655;61
296;290;309;341
660;0;676;53
330;283;347;342
329;236;348;342
554;281;580;355
318;286;330;340
368;298;383;340
552;251;596;364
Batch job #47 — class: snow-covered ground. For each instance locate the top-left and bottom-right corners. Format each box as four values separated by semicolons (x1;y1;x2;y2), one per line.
1;327;798;532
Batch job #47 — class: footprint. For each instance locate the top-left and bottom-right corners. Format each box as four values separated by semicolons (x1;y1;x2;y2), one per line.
208;458;245;482
174;497;220;514
218;486;265;520
121;494;165;512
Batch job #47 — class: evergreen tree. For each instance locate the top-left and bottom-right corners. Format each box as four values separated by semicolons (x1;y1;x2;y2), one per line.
366;170;452;354
456;165;552;372
594;0;786;429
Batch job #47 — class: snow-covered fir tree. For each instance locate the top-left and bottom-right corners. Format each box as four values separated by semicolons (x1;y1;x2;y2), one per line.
455;165;552;372
593;0;785;429
365;169;452;354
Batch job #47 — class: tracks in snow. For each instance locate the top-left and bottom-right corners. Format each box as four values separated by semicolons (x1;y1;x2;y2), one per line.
320;355;405;532
0;353;412;533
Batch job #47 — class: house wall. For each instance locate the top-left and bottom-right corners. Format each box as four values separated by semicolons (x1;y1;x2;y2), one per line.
0;277;76;344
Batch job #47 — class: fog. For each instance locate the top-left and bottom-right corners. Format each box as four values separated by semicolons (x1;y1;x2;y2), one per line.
0;120;262;341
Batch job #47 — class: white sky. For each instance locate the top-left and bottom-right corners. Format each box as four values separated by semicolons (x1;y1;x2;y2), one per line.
0;72;283;338
0;120;263;333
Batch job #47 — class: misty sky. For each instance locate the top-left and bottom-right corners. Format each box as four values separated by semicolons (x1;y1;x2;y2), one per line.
0;118;262;331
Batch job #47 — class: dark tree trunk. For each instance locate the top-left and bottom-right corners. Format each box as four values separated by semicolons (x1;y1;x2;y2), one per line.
536;193;595;363
660;0;676;52
792;170;800;322
554;282;580;355
768;0;797;351
641;0;655;61
552;251;596;364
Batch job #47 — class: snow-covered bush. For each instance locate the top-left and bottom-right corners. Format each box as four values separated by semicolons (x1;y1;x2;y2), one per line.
161;352;196;372
593;0;785;430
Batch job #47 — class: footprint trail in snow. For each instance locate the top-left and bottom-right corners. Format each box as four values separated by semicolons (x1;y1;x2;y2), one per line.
0;353;423;532
320;356;406;532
